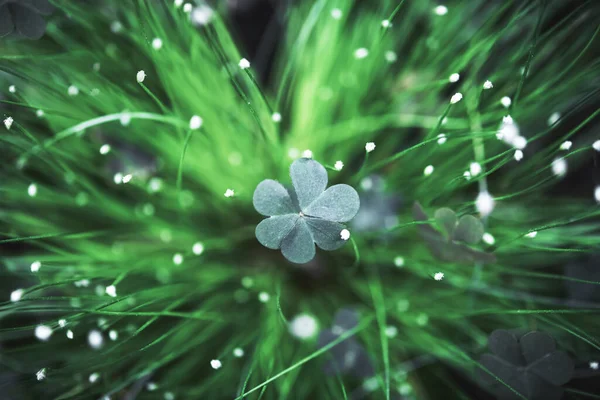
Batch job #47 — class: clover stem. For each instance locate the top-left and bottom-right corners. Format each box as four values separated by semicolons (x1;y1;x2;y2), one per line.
354;151;370;182
466;88;488;303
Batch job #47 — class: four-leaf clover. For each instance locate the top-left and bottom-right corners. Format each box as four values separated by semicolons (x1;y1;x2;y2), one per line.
0;0;54;40
253;158;360;264
413;202;496;264
479;329;574;400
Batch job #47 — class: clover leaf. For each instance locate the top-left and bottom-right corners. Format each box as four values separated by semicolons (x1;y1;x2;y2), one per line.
253;158;360;264
317;308;374;378
478;329;574;400
0;0;54;40
414;202;495;264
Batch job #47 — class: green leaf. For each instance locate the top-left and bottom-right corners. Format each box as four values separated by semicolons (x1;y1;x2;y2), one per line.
290;158;328;210
453;215;484;244
281;219;316;263
519;332;555;364
255;215;299;250
305;217;347;251
434;208;457;238
304;184;360;222
253;179;297;216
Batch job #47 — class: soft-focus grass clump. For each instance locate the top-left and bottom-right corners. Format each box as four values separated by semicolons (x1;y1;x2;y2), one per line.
1;1;600;399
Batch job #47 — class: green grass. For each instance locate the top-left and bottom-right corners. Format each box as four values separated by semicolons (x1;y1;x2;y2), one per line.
1;0;600;399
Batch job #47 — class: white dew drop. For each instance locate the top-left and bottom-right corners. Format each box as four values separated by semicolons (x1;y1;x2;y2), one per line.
287;148;300;159
66;330;74;339
434;272;445;281
434;5;448;15
501;96;511;108
514;150;523;161
110;20;123;33
210;359;222;370
525;231;538;239
594;186;600;203
241;276;254;288
482;232;495;245
120;112;131;126
136;70;146;83
164;392;176;400
8;84;16;93
35;325;53;341
36;109;45;118
148;177;163;193
174;0;183;7
96;285;106;297
152;38;163;50
381;19;391;28
89;372;100;383
183;3;192;13
105;285;117;297
36;368;46;381
173;253;184;265
340;229;351;241
191;5;215;26
302;149;313;158
271;112;282;123
109;330;119;341
437;133;447;144
548;112;561;126
360;176;373;190
354;48;369;59
88;330;104;350
122;174;133;184
423;165;434;176
385;325;398;338
31;261;41;273
289;314;318;340
4;116;13;130
513;135;527;150
74;279;90;287
593;140;600;151
450;93;462;104
590;361;599;370
365;142;376;152
238;58;250;70
58;319;67;328
483;80;493;90
334;160;344;171
416;313;429;326
192;242;205;255
449;73;460;83
233;347;244;358
224;189;235;198
469;162;482;177
384;50;397;63
228;152;242;166
100;144;111;155
10;288;24;302
394;256;405;267
560;141;572;151
147;382;158;391
463;171;471;180
189;115;203;130
476;191;495;216
258;291;270;303
28;183;37;197
551;157;567;177
68;85;79;96
330;8;342;19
